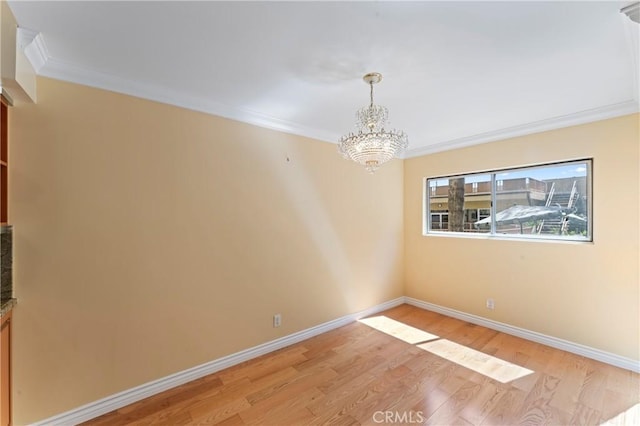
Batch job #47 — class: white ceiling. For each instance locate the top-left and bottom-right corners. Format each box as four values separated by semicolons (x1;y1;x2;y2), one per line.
8;1;640;157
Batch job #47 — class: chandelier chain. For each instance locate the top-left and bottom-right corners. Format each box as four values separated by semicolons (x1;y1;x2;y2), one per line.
369;82;374;108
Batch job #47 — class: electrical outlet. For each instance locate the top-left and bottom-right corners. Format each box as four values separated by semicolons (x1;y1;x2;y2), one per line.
273;313;282;328
486;298;495;310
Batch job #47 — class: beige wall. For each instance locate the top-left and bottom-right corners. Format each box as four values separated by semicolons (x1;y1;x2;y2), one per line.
8;76;639;423
404;114;639;361
9;77;405;424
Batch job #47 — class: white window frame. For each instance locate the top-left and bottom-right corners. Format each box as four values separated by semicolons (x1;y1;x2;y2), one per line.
423;159;593;242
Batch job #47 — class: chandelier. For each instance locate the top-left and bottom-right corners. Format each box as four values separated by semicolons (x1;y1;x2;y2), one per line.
338;72;408;173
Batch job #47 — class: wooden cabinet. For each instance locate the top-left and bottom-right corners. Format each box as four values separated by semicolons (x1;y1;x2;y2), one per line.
1;93;12;426
1;98;7;225
1;93;10;426
0;310;11;426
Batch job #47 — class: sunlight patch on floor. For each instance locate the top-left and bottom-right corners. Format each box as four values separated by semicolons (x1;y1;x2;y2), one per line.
417;339;533;383
358;316;439;344
601;403;639;425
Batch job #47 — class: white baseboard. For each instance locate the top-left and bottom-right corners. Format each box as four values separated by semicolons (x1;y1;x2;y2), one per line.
404;296;640;373
30;295;639;424
31;297;405;425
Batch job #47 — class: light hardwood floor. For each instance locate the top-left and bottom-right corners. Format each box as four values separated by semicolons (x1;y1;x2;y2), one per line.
83;304;639;425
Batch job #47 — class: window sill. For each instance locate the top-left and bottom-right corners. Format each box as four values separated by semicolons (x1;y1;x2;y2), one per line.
422;231;593;244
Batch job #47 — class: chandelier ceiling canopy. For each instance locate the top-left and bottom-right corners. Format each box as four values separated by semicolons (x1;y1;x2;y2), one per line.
338;72;408;173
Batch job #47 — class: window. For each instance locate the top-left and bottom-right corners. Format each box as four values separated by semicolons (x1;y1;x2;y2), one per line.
424;160;592;241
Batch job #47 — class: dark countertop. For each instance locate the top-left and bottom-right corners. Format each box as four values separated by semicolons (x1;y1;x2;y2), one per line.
0;298;16;318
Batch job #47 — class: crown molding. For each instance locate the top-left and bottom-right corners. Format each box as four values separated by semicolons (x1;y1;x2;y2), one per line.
402;100;640;159
621;2;639;24
29;40;340;143
16;28;49;73
16;27;38;50
24;33;49;74
23;33;638;156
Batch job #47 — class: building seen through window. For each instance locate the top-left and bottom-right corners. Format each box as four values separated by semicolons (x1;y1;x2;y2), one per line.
425;160;591;240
